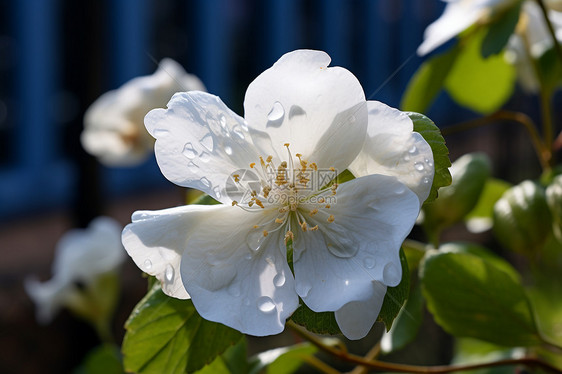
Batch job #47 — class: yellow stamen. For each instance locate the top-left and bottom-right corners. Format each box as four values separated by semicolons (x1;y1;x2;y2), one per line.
301;221;308;232
250;162;256;168
255;199;265;209
231;201;238;206
253;225;259;229
266;155;273;163
284;230;294;244
327;215;335;223
310;225;319;231
318;197;325;203
232;174;240;182
263;186;271;198
309;208;318;216
284;143;290;147
275;218;284;224
329;167;335;172
310;162;317;171
325;204;331;209
248;201;254;207
263;230;269;237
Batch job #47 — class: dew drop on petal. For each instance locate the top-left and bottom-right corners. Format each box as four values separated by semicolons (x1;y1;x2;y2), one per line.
200;177;211;188
199;151;210;162
257;296;276;313
224;145;233;155
143;259;152;270
409;145;417;154
296;282;311;298
152;128;169;137
241;120;249;131
165;264;174;282
246;229;266;252
273;273;286;287
394;184;406;194
423;177;431;184
182;142;197;159
187;161;199;169
403;155;410;162
266;102;285;128
231;125;245;139
199;133;214;152
425;159;433;167
363;257;376;269
213;186;222;199
383;262;401;285
219;114;227;129
414;162;425;171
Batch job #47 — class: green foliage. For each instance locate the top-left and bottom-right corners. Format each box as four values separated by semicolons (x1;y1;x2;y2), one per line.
74;344;123;374
536;45;562;91
249;343;318;374
407;112;452;204
195;339;249;374
122;284;243;374
465;178;512;233
493;180;552;255
422;153;491;244
444;29;516;114
401;46;460;113
289;248;410;334
380;281;424;353
480;3;521;58
546;175;562;241
451;338;519;374
420;250;541;347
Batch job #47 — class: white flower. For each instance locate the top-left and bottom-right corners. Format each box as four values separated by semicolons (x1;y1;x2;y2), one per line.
505;1;562;92
25;217;125;323
81;58;205;166
417;0;562;57
122;50;434;340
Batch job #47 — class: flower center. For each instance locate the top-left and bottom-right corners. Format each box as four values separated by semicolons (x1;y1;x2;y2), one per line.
231;144;339;252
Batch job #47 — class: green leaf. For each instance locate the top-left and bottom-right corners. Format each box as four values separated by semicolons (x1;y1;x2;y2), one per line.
74;344;123;374
380;280;424;353
445;29;516;114
249;343;318;374
401;45;460;113
481;3;521;58
451;338;520;374
289;248;410;335
377;247;411;331
189;192;220;206
493;180;552;255
422;153;491;244
195;339;248;374
465;178;512;233
420;250;541;347
122;284;243;374
402;239;427;272
536;44;562;91
407;112;452;204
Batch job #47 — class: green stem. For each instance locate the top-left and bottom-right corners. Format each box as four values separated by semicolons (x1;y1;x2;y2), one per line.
535;0;562;64
441;110;550;171
287;321;562;374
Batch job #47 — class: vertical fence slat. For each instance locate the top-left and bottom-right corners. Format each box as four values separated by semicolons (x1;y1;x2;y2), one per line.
266;0;301;64
321;0;351;68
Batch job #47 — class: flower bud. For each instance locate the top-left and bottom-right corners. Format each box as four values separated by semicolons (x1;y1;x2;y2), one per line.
422;153;491;235
493;180;552;254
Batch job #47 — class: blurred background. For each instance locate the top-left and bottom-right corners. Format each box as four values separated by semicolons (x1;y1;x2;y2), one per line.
0;0;555;373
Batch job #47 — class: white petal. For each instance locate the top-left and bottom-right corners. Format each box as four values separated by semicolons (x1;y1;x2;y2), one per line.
52;217;125;283
179;205;299;336
145;92;265;204
418;1;486;55
24;277;69;324
82;58;203;167
348;101;434;205
335;281;387;340
244;50;367;172
121;205;223;299
293;175;419;313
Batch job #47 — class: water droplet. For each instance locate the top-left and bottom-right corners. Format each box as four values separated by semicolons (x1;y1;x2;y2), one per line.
266;102;285;128
273;273;286;287
219;114;227;128
165;264;174;282
363;257;376;269
187;161;199;169
383;262;401;286
213;186;222;199
199;133;214;152
403;155;410;162
182;142;197;159
199;151;210;163
200;177;211;188
425;159;433;167
409;145;417;154
231;125;245;139
288;105;306;120
395;185;406;194
241;120;249;131
143;259;152;270
423;177;431;184
414;162;425;171
224;145;233;155
246;229;267;252
267;102;284;121
257;296;276;313
296;282;311;298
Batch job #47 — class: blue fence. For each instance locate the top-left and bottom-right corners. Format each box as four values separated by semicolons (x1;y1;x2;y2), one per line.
0;0;446;222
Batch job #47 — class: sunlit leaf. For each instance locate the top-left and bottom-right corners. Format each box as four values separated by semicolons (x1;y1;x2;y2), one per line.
465;178;512;233
249;343;318;374
123;284;243;374
481;3;521;58
420;251;541;347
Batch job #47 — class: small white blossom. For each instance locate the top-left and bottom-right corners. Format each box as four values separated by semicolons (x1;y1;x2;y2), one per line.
81;59;205;166
122;50;434;339
25;217;125;323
